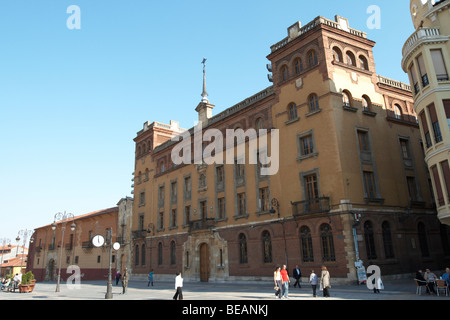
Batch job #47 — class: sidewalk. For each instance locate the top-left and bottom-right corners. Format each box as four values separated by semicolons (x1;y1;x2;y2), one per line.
1;278;449;300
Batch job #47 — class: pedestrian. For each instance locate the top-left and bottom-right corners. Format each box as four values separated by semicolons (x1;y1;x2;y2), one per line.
273;266;282;299
173;271;183;300
320;266;331;297
115;270;121;285
280;264;290;299
148;269;154;287
121;268;129;294
292;264;302;288
309;269;318;297
442;267;450;287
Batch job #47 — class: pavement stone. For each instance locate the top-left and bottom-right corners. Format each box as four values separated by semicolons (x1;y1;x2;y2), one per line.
1;278;449;301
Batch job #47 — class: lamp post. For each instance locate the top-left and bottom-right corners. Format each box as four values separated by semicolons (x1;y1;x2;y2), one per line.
16;229;33;274
270;198;288;267
51;211;76;292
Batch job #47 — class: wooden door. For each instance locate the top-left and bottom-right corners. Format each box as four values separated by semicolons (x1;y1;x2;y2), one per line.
200;243;210;282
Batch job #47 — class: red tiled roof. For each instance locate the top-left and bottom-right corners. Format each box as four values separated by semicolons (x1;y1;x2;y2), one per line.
34;206;119;231
0;256;27;268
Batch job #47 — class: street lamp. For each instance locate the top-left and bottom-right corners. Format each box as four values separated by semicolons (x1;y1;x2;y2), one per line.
16;229;33;274
270;198;288;267
52;211;76;292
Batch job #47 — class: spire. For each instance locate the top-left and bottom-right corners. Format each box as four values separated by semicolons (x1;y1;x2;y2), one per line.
201;58;209;103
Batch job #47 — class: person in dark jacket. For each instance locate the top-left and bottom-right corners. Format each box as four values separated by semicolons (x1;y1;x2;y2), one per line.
292;265;302;288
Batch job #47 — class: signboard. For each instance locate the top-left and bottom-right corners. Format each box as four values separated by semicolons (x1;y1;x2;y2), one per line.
355;260;367;284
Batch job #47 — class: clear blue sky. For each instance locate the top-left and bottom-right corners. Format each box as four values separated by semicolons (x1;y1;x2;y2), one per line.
0;0;414;245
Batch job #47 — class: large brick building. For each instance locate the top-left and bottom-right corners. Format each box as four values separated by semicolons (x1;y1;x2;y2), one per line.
28;197;133;282
131;15;450;283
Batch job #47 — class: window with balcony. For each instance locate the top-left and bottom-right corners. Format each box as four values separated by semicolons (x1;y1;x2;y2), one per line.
431;165;445;206
417;54;429;87
394;104;403;120
363;171;377;199
428;103;442;143
444;100;450;130
409;63;420;95
431;49;449;82
440;160;450;202
419;111;432;148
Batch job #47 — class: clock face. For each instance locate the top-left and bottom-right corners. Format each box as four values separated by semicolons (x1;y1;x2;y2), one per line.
92;235;105;247
113;242;120;250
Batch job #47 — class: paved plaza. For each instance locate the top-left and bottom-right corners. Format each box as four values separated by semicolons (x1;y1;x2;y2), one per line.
1;277;449;301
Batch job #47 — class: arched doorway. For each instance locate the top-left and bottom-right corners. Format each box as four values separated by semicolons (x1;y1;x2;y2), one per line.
46;259;56;281
199;243;210;282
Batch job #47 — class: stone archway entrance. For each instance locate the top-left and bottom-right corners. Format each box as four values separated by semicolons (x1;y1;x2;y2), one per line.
199;243;210;282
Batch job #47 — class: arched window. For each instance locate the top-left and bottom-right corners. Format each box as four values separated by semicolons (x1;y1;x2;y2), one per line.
382;221;395;259
239;233;248;264
141;244;146;266
158;242;163;265
294;58;303;74
281;65;289;81
287;103;298;120
364;221;377;260
362;95;371;111
307;50;318;67
135;245;139;266
300;226;314;262
170;240;176;265
346;51;356;66
255;117;264;130
262;230;272;263
359;55;369;70
394;104;402;120
342;90;352;107
418;222;430;257
308;93;320;112
332;47;343;63
320;223;336;261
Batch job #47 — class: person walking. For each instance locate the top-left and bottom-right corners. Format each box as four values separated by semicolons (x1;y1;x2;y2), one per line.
148;269;154;287
292;265;302;288
273;266;282;299
121;268;129;294
115;270;121;285
320;266;331;297
173;271;183;300
280;265;290;299
309;269;318;297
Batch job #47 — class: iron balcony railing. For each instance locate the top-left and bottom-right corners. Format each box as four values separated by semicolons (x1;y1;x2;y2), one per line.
188;218;216;232
291;197;331;216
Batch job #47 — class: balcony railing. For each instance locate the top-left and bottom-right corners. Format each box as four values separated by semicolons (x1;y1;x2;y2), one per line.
188;218;216;232
291;197;331;216
82;241;94;249
132;230;148;239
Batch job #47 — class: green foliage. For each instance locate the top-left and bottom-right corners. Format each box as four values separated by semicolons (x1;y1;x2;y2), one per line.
21;271;35;285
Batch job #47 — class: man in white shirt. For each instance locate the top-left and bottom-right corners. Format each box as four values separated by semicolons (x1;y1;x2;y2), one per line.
173;272;183;300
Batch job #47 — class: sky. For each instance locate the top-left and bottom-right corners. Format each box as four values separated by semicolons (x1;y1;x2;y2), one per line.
0;0;416;246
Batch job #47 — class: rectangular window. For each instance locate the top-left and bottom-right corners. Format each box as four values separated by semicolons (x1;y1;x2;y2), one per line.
184;205;190;225
259;187;269;211
216;165;224;184
304;174;318;200
440;160;450;202
443;99;450;130
171;209;177;228
399;139;410;159
409;63;420;94
431;49;449;82
407;176;418;201
235;159;245;178
159;211;164;230
200;200;207;220
237;193;246;216
363;171;376;198
217;197;225;219
139;191;145;206
300;135;314;155
358;130;370;152
417;54;429;87
428;103;442;143
431;165;445;206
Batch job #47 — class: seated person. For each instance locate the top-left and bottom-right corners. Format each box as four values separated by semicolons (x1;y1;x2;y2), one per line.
424;269;438;294
442;267;450;287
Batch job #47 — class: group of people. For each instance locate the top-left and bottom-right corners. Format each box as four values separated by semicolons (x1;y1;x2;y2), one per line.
415;267;450;295
273;264;331;299
0;274;22;292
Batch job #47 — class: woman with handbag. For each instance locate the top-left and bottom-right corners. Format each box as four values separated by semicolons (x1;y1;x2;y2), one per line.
273;266;282;299
320;266;331;297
